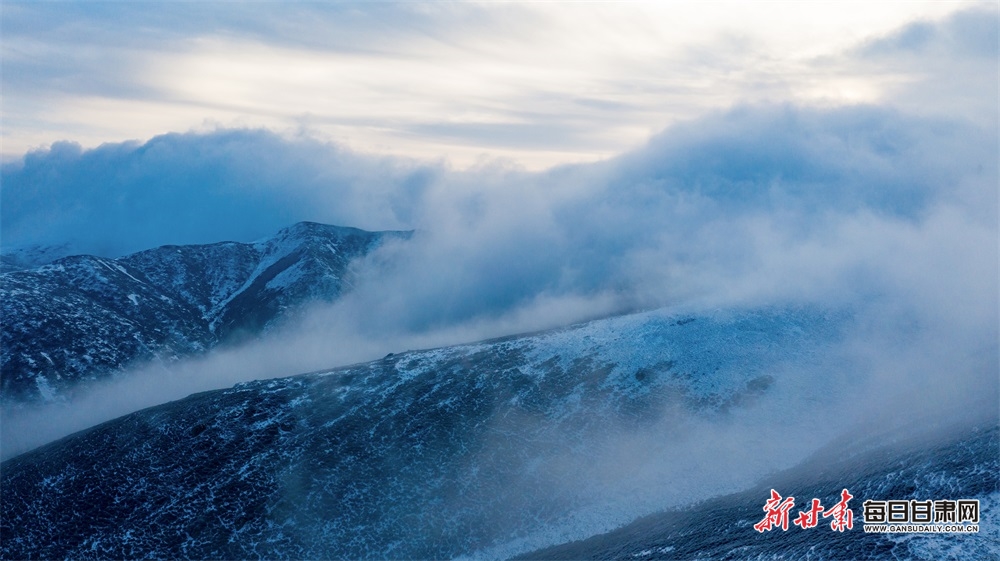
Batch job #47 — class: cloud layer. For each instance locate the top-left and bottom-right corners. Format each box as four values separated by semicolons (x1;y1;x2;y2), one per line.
3;2;991;167
1;129;435;256
1;6;996;480
2;100;996;461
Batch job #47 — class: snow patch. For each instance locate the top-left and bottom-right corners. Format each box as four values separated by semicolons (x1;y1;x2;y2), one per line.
34;375;56;402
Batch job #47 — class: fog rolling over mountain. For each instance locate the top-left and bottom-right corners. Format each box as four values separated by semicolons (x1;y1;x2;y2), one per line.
519;420;999;561
2;301;996;560
2;306;859;559
1;3;996;559
0;222;408;403
0;243;83;273
1;104;995;558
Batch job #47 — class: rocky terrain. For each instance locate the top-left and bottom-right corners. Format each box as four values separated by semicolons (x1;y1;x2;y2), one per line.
2;224;993;561
0;222;408;403
1;305;854;559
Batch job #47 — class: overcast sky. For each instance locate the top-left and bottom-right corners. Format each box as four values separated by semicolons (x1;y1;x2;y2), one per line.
3;1;994;168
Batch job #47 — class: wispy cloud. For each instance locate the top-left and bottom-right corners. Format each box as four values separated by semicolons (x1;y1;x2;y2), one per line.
2;2;986;167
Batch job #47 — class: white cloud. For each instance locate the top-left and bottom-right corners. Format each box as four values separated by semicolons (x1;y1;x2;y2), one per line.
2;1;987;168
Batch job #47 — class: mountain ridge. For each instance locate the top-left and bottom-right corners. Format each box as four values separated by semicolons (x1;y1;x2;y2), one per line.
1;222;410;403
0;304;853;560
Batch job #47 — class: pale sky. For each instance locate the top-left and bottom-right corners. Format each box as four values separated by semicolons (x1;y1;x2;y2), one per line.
1;1;993;169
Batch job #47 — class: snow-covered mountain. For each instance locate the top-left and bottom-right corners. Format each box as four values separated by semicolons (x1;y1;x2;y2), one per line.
521;419;998;561
1;305;858;559
0;222;409;403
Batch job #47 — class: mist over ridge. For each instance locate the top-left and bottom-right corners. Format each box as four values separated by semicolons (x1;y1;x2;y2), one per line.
1;101;996;469
2;101;995;374
1;4;997;558
1;222;410;405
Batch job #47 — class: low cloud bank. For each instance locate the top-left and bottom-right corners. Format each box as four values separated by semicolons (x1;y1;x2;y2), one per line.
0;130;437;257
1;104;996;467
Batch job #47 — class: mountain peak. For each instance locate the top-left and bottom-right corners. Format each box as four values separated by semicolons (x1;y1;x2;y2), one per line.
264;220;359;242
1;222;408;403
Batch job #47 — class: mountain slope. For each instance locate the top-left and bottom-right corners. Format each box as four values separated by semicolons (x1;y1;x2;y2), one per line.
0;222;408;403
519;420;999;561
0;306;851;560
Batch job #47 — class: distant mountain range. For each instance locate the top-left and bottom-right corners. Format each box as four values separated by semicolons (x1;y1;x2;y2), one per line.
1;222;409;403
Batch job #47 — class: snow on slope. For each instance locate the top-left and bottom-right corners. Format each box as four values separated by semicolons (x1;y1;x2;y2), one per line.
0;222;409;403
520;420;999;561
1;305;857;560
